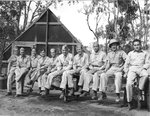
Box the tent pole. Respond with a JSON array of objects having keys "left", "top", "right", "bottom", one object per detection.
[{"left": 46, "top": 10, "right": 49, "bottom": 56}]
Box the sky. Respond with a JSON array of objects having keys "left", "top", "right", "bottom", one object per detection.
[
  {"left": 50, "top": 1, "right": 96, "bottom": 46},
  {"left": 48, "top": 0, "right": 147, "bottom": 46},
  {"left": 21, "top": 0, "right": 148, "bottom": 46}
]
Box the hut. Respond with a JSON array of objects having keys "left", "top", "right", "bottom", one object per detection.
[{"left": 2, "top": 8, "right": 83, "bottom": 74}]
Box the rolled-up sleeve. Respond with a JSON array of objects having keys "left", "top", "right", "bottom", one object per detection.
[{"left": 143, "top": 53, "right": 150, "bottom": 69}]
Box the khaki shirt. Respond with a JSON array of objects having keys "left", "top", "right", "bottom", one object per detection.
[
  {"left": 124, "top": 50, "right": 150, "bottom": 72},
  {"left": 106, "top": 50, "right": 127, "bottom": 68},
  {"left": 48, "top": 56, "right": 58, "bottom": 69},
  {"left": 73, "top": 52, "right": 89, "bottom": 69},
  {"left": 57, "top": 53, "right": 73, "bottom": 70},
  {"left": 90, "top": 50, "right": 106, "bottom": 67},
  {"left": 16, "top": 55, "right": 30, "bottom": 68},
  {"left": 30, "top": 55, "right": 39, "bottom": 68},
  {"left": 37, "top": 56, "right": 50, "bottom": 69},
  {"left": 8, "top": 55, "right": 18, "bottom": 67}
]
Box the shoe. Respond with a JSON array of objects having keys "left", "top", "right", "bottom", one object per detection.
[
  {"left": 26, "top": 88, "right": 33, "bottom": 95},
  {"left": 15, "top": 94, "right": 22, "bottom": 97},
  {"left": 80, "top": 91, "right": 88, "bottom": 97},
  {"left": 59, "top": 90, "right": 65, "bottom": 99},
  {"left": 98, "top": 92, "right": 107, "bottom": 101},
  {"left": 138, "top": 95, "right": 143, "bottom": 101},
  {"left": 74, "top": 88, "right": 82, "bottom": 95},
  {"left": 91, "top": 90, "right": 97, "bottom": 100},
  {"left": 115, "top": 97, "right": 120, "bottom": 103},
  {"left": 68, "top": 88, "right": 74, "bottom": 96},
  {"left": 5, "top": 92, "right": 12, "bottom": 96},
  {"left": 128, "top": 102, "right": 134, "bottom": 110}
]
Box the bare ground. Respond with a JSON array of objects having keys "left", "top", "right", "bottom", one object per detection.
[{"left": 0, "top": 89, "right": 149, "bottom": 116}]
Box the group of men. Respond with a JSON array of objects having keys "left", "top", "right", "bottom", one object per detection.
[{"left": 6, "top": 38, "right": 150, "bottom": 110}]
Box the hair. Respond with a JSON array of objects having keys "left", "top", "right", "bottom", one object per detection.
[
  {"left": 20, "top": 47, "right": 25, "bottom": 51},
  {"left": 93, "top": 41, "right": 99, "bottom": 47},
  {"left": 50, "top": 48, "right": 56, "bottom": 52},
  {"left": 76, "top": 44, "right": 83, "bottom": 49},
  {"left": 132, "top": 39, "right": 141, "bottom": 45},
  {"left": 62, "top": 45, "right": 69, "bottom": 50},
  {"left": 40, "top": 48, "right": 46, "bottom": 52}
]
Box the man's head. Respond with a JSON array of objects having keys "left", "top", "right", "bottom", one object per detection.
[
  {"left": 76, "top": 44, "right": 83, "bottom": 55},
  {"left": 20, "top": 47, "right": 25, "bottom": 56},
  {"left": 109, "top": 39, "right": 120, "bottom": 52},
  {"left": 93, "top": 42, "right": 99, "bottom": 53},
  {"left": 31, "top": 48, "right": 36, "bottom": 56},
  {"left": 13, "top": 47, "right": 18, "bottom": 55},
  {"left": 50, "top": 48, "right": 56, "bottom": 58},
  {"left": 40, "top": 48, "right": 46, "bottom": 57},
  {"left": 133, "top": 39, "right": 142, "bottom": 52},
  {"left": 62, "top": 45, "right": 69, "bottom": 56}
]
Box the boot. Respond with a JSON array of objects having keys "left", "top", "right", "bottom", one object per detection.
[
  {"left": 68, "top": 88, "right": 74, "bottom": 96},
  {"left": 128, "top": 102, "right": 134, "bottom": 110},
  {"left": 75, "top": 86, "right": 82, "bottom": 95},
  {"left": 59, "top": 89, "right": 65, "bottom": 99},
  {"left": 115, "top": 93, "right": 120, "bottom": 103},
  {"left": 80, "top": 91, "right": 88, "bottom": 97},
  {"left": 98, "top": 92, "right": 107, "bottom": 101},
  {"left": 91, "top": 90, "right": 97, "bottom": 100}
]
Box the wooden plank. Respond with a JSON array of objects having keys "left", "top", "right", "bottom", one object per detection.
[
  {"left": 36, "top": 22, "right": 61, "bottom": 25},
  {"left": 45, "top": 10, "right": 49, "bottom": 55},
  {"left": 15, "top": 41, "right": 79, "bottom": 45}
]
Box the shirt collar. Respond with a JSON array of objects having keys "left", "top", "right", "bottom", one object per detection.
[{"left": 133, "top": 50, "right": 144, "bottom": 53}]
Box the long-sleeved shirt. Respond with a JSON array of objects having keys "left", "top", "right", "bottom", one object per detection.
[
  {"left": 73, "top": 52, "right": 89, "bottom": 70},
  {"left": 30, "top": 55, "right": 39, "bottom": 68},
  {"left": 47, "top": 56, "right": 58, "bottom": 72},
  {"left": 8, "top": 55, "right": 18, "bottom": 67},
  {"left": 16, "top": 55, "right": 30, "bottom": 69},
  {"left": 106, "top": 50, "right": 127, "bottom": 68},
  {"left": 124, "top": 50, "right": 150, "bottom": 73},
  {"left": 57, "top": 53, "right": 73, "bottom": 70},
  {"left": 37, "top": 56, "right": 51, "bottom": 69},
  {"left": 89, "top": 50, "right": 106, "bottom": 68}
]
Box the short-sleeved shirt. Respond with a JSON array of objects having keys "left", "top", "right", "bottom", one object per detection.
[
  {"left": 8, "top": 55, "right": 18, "bottom": 67},
  {"left": 17, "top": 55, "right": 30, "bottom": 68},
  {"left": 73, "top": 52, "right": 89, "bottom": 69},
  {"left": 90, "top": 50, "right": 106, "bottom": 67},
  {"left": 107, "top": 50, "right": 127, "bottom": 67},
  {"left": 57, "top": 53, "right": 73, "bottom": 69}
]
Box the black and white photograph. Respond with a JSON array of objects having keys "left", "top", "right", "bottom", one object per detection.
[{"left": 0, "top": 0, "right": 150, "bottom": 116}]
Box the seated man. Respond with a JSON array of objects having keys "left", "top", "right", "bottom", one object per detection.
[
  {"left": 15, "top": 48, "right": 30, "bottom": 97},
  {"left": 25, "top": 47, "right": 39, "bottom": 93},
  {"left": 98, "top": 39, "right": 127, "bottom": 102},
  {"left": 40, "top": 48, "right": 58, "bottom": 95},
  {"left": 78, "top": 42, "right": 106, "bottom": 98},
  {"left": 124, "top": 39, "right": 150, "bottom": 110},
  {"left": 44, "top": 45, "right": 73, "bottom": 98},
  {"left": 27, "top": 48, "right": 50, "bottom": 94},
  {"left": 59, "top": 44, "right": 89, "bottom": 96},
  {"left": 6, "top": 47, "right": 19, "bottom": 96}
]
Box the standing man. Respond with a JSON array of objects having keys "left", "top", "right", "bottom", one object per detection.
[
  {"left": 44, "top": 45, "right": 73, "bottom": 98},
  {"left": 98, "top": 39, "right": 127, "bottom": 102},
  {"left": 78, "top": 42, "right": 106, "bottom": 98},
  {"left": 15, "top": 48, "right": 30, "bottom": 97},
  {"left": 6, "top": 47, "right": 19, "bottom": 95},
  {"left": 59, "top": 44, "right": 89, "bottom": 96},
  {"left": 124, "top": 39, "right": 149, "bottom": 110}
]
